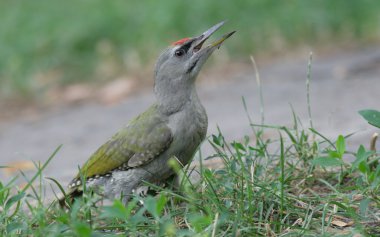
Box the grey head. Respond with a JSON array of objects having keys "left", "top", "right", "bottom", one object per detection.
[{"left": 154, "top": 21, "right": 235, "bottom": 114}]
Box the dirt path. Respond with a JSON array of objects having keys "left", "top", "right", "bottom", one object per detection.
[{"left": 1, "top": 47, "right": 379, "bottom": 187}]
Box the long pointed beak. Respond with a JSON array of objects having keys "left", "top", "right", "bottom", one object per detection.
[
  {"left": 186, "top": 21, "right": 235, "bottom": 74},
  {"left": 210, "top": 31, "right": 236, "bottom": 48},
  {"left": 193, "top": 21, "right": 235, "bottom": 52},
  {"left": 200, "top": 21, "right": 225, "bottom": 41}
]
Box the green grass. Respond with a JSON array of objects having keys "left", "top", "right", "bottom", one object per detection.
[
  {"left": 1, "top": 104, "right": 380, "bottom": 235},
  {"left": 1, "top": 118, "right": 380, "bottom": 236},
  {"left": 1, "top": 0, "right": 380, "bottom": 98}
]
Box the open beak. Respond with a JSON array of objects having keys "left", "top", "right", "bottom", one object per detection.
[
  {"left": 187, "top": 21, "right": 235, "bottom": 74},
  {"left": 193, "top": 21, "right": 236, "bottom": 52}
]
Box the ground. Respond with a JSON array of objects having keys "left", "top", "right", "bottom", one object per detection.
[{"left": 1, "top": 46, "right": 379, "bottom": 191}]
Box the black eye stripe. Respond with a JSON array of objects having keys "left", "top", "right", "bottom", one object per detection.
[{"left": 179, "top": 38, "right": 195, "bottom": 53}]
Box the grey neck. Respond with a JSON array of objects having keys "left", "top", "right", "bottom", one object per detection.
[{"left": 155, "top": 82, "right": 200, "bottom": 115}]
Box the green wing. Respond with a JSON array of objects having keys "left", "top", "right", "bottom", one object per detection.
[{"left": 75, "top": 105, "right": 172, "bottom": 179}]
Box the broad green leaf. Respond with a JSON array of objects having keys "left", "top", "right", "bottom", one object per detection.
[
  {"left": 101, "top": 199, "right": 127, "bottom": 219},
  {"left": 212, "top": 134, "right": 224, "bottom": 147},
  {"left": 328, "top": 151, "right": 341, "bottom": 159},
  {"left": 358, "top": 162, "right": 369, "bottom": 174},
  {"left": 312, "top": 157, "right": 344, "bottom": 167},
  {"left": 6, "top": 222, "right": 24, "bottom": 234},
  {"left": 144, "top": 196, "right": 160, "bottom": 218},
  {"left": 368, "top": 172, "right": 376, "bottom": 183},
  {"left": 232, "top": 142, "right": 246, "bottom": 152},
  {"left": 5, "top": 192, "right": 25, "bottom": 211},
  {"left": 359, "top": 109, "right": 380, "bottom": 129},
  {"left": 74, "top": 222, "right": 92, "bottom": 237},
  {"left": 189, "top": 214, "right": 213, "bottom": 233},
  {"left": 156, "top": 194, "right": 167, "bottom": 216},
  {"left": 370, "top": 166, "right": 380, "bottom": 188},
  {"left": 351, "top": 145, "right": 373, "bottom": 170},
  {"left": 336, "top": 135, "right": 345, "bottom": 157},
  {"left": 359, "top": 198, "right": 371, "bottom": 216}
]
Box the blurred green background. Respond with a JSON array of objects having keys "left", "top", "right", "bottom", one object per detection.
[{"left": 1, "top": 0, "right": 380, "bottom": 100}]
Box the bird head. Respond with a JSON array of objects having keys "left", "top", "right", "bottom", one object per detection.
[{"left": 154, "top": 21, "right": 235, "bottom": 113}]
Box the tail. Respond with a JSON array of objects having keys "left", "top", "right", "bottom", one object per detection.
[{"left": 57, "top": 188, "right": 83, "bottom": 208}]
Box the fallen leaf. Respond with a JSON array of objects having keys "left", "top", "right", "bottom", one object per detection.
[
  {"left": 353, "top": 194, "right": 364, "bottom": 201},
  {"left": 325, "top": 216, "right": 354, "bottom": 227},
  {"left": 62, "top": 84, "right": 92, "bottom": 103},
  {"left": 98, "top": 78, "right": 135, "bottom": 105},
  {"left": 2, "top": 160, "right": 35, "bottom": 176}
]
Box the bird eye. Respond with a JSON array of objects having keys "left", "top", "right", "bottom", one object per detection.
[{"left": 175, "top": 49, "right": 185, "bottom": 57}]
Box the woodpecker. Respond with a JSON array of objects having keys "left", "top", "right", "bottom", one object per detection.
[{"left": 61, "top": 21, "right": 235, "bottom": 204}]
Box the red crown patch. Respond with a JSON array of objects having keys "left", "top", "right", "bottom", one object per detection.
[{"left": 171, "top": 37, "right": 190, "bottom": 46}]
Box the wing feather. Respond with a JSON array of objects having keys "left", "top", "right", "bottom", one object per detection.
[{"left": 71, "top": 105, "right": 172, "bottom": 181}]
